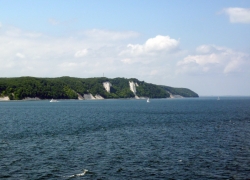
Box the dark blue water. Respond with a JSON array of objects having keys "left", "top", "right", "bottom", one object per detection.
[{"left": 1, "top": 97, "right": 250, "bottom": 179}]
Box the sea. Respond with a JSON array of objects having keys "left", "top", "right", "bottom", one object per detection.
[{"left": 0, "top": 97, "right": 250, "bottom": 180}]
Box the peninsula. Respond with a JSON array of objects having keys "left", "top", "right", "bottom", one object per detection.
[{"left": 0, "top": 76, "right": 198, "bottom": 100}]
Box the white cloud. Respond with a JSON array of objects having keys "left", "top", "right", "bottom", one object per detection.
[
  {"left": 223, "top": 7, "right": 250, "bottom": 24},
  {"left": 74, "top": 49, "right": 88, "bottom": 58},
  {"left": 83, "top": 29, "right": 139, "bottom": 41},
  {"left": 48, "top": 18, "right": 77, "bottom": 26},
  {"left": 224, "top": 59, "right": 241, "bottom": 74},
  {"left": 48, "top": 18, "right": 60, "bottom": 25},
  {"left": 177, "top": 45, "right": 249, "bottom": 74},
  {"left": 0, "top": 26, "right": 144, "bottom": 77},
  {"left": 24, "top": 32, "right": 43, "bottom": 38},
  {"left": 5, "top": 28, "right": 22, "bottom": 37},
  {"left": 145, "top": 35, "right": 179, "bottom": 52},
  {"left": 149, "top": 69, "right": 159, "bottom": 76},
  {"left": 196, "top": 45, "right": 219, "bottom": 54},
  {"left": 121, "top": 58, "right": 133, "bottom": 64},
  {"left": 177, "top": 54, "right": 220, "bottom": 66},
  {"left": 121, "top": 35, "right": 179, "bottom": 56},
  {"left": 16, "top": 53, "right": 25, "bottom": 59}
]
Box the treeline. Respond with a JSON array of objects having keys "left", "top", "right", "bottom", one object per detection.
[
  {"left": 0, "top": 76, "right": 198, "bottom": 100},
  {"left": 0, "top": 77, "right": 78, "bottom": 100},
  {"left": 160, "top": 86, "right": 199, "bottom": 97}
]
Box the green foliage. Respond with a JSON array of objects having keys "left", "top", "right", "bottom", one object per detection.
[
  {"left": 0, "top": 76, "right": 198, "bottom": 100},
  {"left": 136, "top": 81, "right": 169, "bottom": 98},
  {"left": 63, "top": 86, "right": 78, "bottom": 99},
  {"left": 160, "top": 85, "right": 199, "bottom": 97},
  {"left": 109, "top": 78, "right": 135, "bottom": 98}
]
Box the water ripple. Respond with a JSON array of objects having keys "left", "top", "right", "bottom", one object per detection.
[{"left": 0, "top": 98, "right": 250, "bottom": 179}]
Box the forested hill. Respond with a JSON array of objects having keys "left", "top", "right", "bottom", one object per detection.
[{"left": 0, "top": 76, "right": 198, "bottom": 100}]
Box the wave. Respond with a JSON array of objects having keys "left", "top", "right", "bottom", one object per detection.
[{"left": 65, "top": 169, "right": 88, "bottom": 178}]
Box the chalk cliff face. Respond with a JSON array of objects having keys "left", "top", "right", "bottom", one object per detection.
[
  {"left": 103, "top": 82, "right": 112, "bottom": 93},
  {"left": 83, "top": 93, "right": 104, "bottom": 100},
  {"left": 95, "top": 94, "right": 104, "bottom": 99},
  {"left": 84, "top": 93, "right": 96, "bottom": 100},
  {"left": 0, "top": 96, "right": 10, "bottom": 101},
  {"left": 166, "top": 91, "right": 183, "bottom": 98},
  {"left": 129, "top": 81, "right": 137, "bottom": 94},
  {"left": 129, "top": 81, "right": 140, "bottom": 99},
  {"left": 23, "top": 97, "right": 40, "bottom": 100},
  {"left": 77, "top": 93, "right": 84, "bottom": 100}
]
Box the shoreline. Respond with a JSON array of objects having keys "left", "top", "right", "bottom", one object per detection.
[{"left": 0, "top": 96, "right": 200, "bottom": 102}]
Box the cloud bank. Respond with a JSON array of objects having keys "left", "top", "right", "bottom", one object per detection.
[
  {"left": 1, "top": 26, "right": 248, "bottom": 77},
  {"left": 0, "top": 26, "right": 143, "bottom": 77},
  {"left": 177, "top": 45, "right": 249, "bottom": 74},
  {"left": 0, "top": 24, "right": 249, "bottom": 96}
]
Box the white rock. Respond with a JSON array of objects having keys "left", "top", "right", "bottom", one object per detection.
[
  {"left": 77, "top": 93, "right": 84, "bottom": 100},
  {"left": 103, "top": 82, "right": 112, "bottom": 93},
  {"left": 129, "top": 81, "right": 137, "bottom": 94},
  {"left": 83, "top": 93, "right": 104, "bottom": 100},
  {"left": 23, "top": 97, "right": 40, "bottom": 100},
  {"left": 0, "top": 96, "right": 10, "bottom": 101},
  {"left": 135, "top": 95, "right": 140, "bottom": 99},
  {"left": 84, "top": 93, "right": 96, "bottom": 100},
  {"left": 167, "top": 91, "right": 183, "bottom": 98},
  {"left": 95, "top": 94, "right": 104, "bottom": 99}
]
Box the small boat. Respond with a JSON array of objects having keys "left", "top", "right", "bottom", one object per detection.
[
  {"left": 50, "top": 99, "right": 59, "bottom": 102},
  {"left": 217, "top": 97, "right": 220, "bottom": 100},
  {"left": 147, "top": 98, "right": 150, "bottom": 103}
]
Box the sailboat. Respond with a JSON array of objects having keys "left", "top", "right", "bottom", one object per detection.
[
  {"left": 217, "top": 97, "right": 220, "bottom": 100},
  {"left": 147, "top": 98, "right": 150, "bottom": 103}
]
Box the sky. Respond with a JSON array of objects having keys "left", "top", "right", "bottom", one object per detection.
[{"left": 0, "top": 0, "right": 250, "bottom": 96}]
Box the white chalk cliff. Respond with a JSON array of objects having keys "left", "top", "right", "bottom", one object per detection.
[
  {"left": 83, "top": 93, "right": 104, "bottom": 100},
  {"left": 77, "top": 93, "right": 84, "bottom": 100},
  {"left": 95, "top": 94, "right": 104, "bottom": 99},
  {"left": 167, "top": 91, "right": 183, "bottom": 98},
  {"left": 129, "top": 81, "right": 139, "bottom": 99},
  {"left": 23, "top": 97, "right": 40, "bottom": 100},
  {"left": 0, "top": 96, "right": 10, "bottom": 101},
  {"left": 129, "top": 81, "right": 137, "bottom": 94},
  {"left": 103, "top": 82, "right": 112, "bottom": 93},
  {"left": 84, "top": 93, "right": 96, "bottom": 100}
]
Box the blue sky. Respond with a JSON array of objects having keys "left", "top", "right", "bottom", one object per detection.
[{"left": 1, "top": 0, "right": 250, "bottom": 95}]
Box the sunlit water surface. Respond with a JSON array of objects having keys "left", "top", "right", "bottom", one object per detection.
[{"left": 1, "top": 97, "right": 250, "bottom": 179}]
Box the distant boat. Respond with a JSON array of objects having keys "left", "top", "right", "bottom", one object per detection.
[
  {"left": 50, "top": 99, "right": 59, "bottom": 102},
  {"left": 147, "top": 98, "right": 150, "bottom": 103},
  {"left": 217, "top": 97, "right": 220, "bottom": 100}
]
